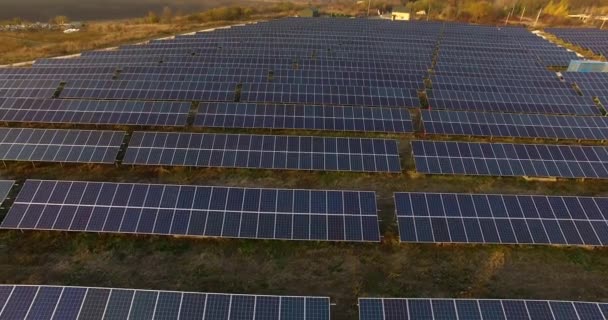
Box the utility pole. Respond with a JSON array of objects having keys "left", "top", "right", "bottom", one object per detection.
[
  {"left": 520, "top": 7, "right": 526, "bottom": 21},
  {"left": 534, "top": 8, "right": 542, "bottom": 27},
  {"left": 367, "top": 0, "right": 371, "bottom": 17},
  {"left": 602, "top": 19, "right": 606, "bottom": 29},
  {"left": 427, "top": 2, "right": 431, "bottom": 21}
]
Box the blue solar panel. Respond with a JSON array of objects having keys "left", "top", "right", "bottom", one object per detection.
[
  {"left": 61, "top": 80, "right": 236, "bottom": 101},
  {"left": 394, "top": 192, "right": 608, "bottom": 246},
  {"left": 0, "top": 98, "right": 190, "bottom": 126},
  {"left": 124, "top": 132, "right": 401, "bottom": 173},
  {"left": 412, "top": 140, "right": 608, "bottom": 179},
  {"left": 359, "top": 298, "right": 608, "bottom": 320},
  {"left": 195, "top": 102, "right": 413, "bottom": 133},
  {"left": 1, "top": 180, "right": 381, "bottom": 242},
  {"left": 547, "top": 28, "right": 608, "bottom": 58},
  {"left": 421, "top": 110, "right": 608, "bottom": 140},
  {"left": 427, "top": 90, "right": 599, "bottom": 115},
  {"left": 0, "top": 128, "right": 124, "bottom": 164},
  {"left": 0, "top": 285, "right": 330, "bottom": 320}
]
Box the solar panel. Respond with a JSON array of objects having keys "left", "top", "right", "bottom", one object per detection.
[
  {"left": 431, "top": 75, "right": 569, "bottom": 90},
  {"left": 421, "top": 110, "right": 608, "bottom": 141},
  {"left": 0, "top": 98, "right": 190, "bottom": 126},
  {"left": 0, "top": 180, "right": 14, "bottom": 206},
  {"left": 412, "top": 140, "right": 608, "bottom": 179},
  {"left": 427, "top": 90, "right": 599, "bottom": 116},
  {"left": 124, "top": 132, "right": 401, "bottom": 173},
  {"left": 0, "top": 180, "right": 381, "bottom": 242},
  {"left": 195, "top": 102, "right": 413, "bottom": 133},
  {"left": 0, "top": 128, "right": 125, "bottom": 164},
  {"left": 0, "top": 285, "right": 330, "bottom": 320},
  {"left": 241, "top": 83, "right": 420, "bottom": 108},
  {"left": 359, "top": 298, "right": 608, "bottom": 320},
  {"left": 431, "top": 81, "right": 577, "bottom": 96},
  {"left": 547, "top": 28, "right": 608, "bottom": 58},
  {"left": 60, "top": 80, "right": 236, "bottom": 102},
  {"left": 394, "top": 192, "right": 608, "bottom": 246}
]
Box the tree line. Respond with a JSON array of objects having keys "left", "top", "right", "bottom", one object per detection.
[{"left": 376, "top": 0, "right": 608, "bottom": 25}]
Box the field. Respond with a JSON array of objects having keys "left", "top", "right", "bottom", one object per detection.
[
  {"left": 0, "top": 2, "right": 302, "bottom": 65},
  {"left": 0, "top": 0, "right": 274, "bottom": 21},
  {"left": 1, "top": 133, "right": 608, "bottom": 319}
]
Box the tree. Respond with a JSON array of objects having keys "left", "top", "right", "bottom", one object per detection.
[
  {"left": 464, "top": 1, "right": 496, "bottom": 22},
  {"left": 161, "top": 6, "right": 173, "bottom": 23},
  {"left": 10, "top": 17, "right": 23, "bottom": 25},
  {"left": 145, "top": 11, "right": 160, "bottom": 24},
  {"left": 545, "top": 0, "right": 569, "bottom": 16},
  {"left": 51, "top": 15, "right": 69, "bottom": 25}
]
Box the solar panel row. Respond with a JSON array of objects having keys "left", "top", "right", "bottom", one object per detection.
[
  {"left": 0, "top": 180, "right": 380, "bottom": 242},
  {"left": 0, "top": 128, "right": 124, "bottom": 164},
  {"left": 412, "top": 140, "right": 608, "bottom": 179},
  {"left": 0, "top": 98, "right": 190, "bottom": 126},
  {"left": 394, "top": 192, "right": 608, "bottom": 246},
  {"left": 427, "top": 90, "right": 598, "bottom": 116},
  {"left": 195, "top": 103, "right": 413, "bottom": 133},
  {"left": 359, "top": 298, "right": 608, "bottom": 320},
  {"left": 0, "top": 285, "right": 330, "bottom": 320},
  {"left": 421, "top": 110, "right": 608, "bottom": 141},
  {"left": 547, "top": 28, "right": 608, "bottom": 58},
  {"left": 61, "top": 81, "right": 236, "bottom": 101},
  {"left": 124, "top": 132, "right": 402, "bottom": 173}
]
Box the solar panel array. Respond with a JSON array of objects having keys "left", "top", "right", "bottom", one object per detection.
[
  {"left": 0, "top": 180, "right": 14, "bottom": 206},
  {"left": 394, "top": 192, "right": 608, "bottom": 246},
  {"left": 0, "top": 19, "right": 439, "bottom": 132},
  {"left": 124, "top": 132, "right": 401, "bottom": 173},
  {"left": 421, "top": 110, "right": 608, "bottom": 140},
  {"left": 195, "top": 102, "right": 413, "bottom": 133},
  {"left": 412, "top": 140, "right": 608, "bottom": 179},
  {"left": 0, "top": 128, "right": 125, "bottom": 164},
  {"left": 359, "top": 298, "right": 608, "bottom": 320},
  {"left": 0, "top": 285, "right": 331, "bottom": 320},
  {"left": 1, "top": 180, "right": 381, "bottom": 242},
  {"left": 562, "top": 72, "right": 608, "bottom": 110},
  {"left": 431, "top": 25, "right": 584, "bottom": 116},
  {"left": 547, "top": 28, "right": 608, "bottom": 58}
]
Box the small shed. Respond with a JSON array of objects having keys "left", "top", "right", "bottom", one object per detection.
[
  {"left": 391, "top": 6, "right": 410, "bottom": 21},
  {"left": 298, "top": 8, "right": 319, "bottom": 18}
]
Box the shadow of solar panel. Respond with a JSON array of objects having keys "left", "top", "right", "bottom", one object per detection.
[
  {"left": 412, "top": 140, "right": 608, "bottom": 179},
  {"left": 359, "top": 298, "right": 608, "bottom": 320},
  {"left": 0, "top": 285, "right": 330, "bottom": 320},
  {"left": 124, "top": 132, "right": 401, "bottom": 173},
  {"left": 0, "top": 180, "right": 14, "bottom": 206},
  {"left": 0, "top": 180, "right": 381, "bottom": 242},
  {"left": 0, "top": 128, "right": 124, "bottom": 164},
  {"left": 195, "top": 103, "right": 413, "bottom": 133},
  {"left": 394, "top": 192, "right": 608, "bottom": 246},
  {"left": 421, "top": 110, "right": 608, "bottom": 141}
]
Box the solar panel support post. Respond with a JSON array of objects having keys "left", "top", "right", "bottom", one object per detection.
[
  {"left": 505, "top": 7, "right": 515, "bottom": 26},
  {"left": 534, "top": 8, "right": 542, "bottom": 27}
]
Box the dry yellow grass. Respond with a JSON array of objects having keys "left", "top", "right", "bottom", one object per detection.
[{"left": 0, "top": 9, "right": 296, "bottom": 65}]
